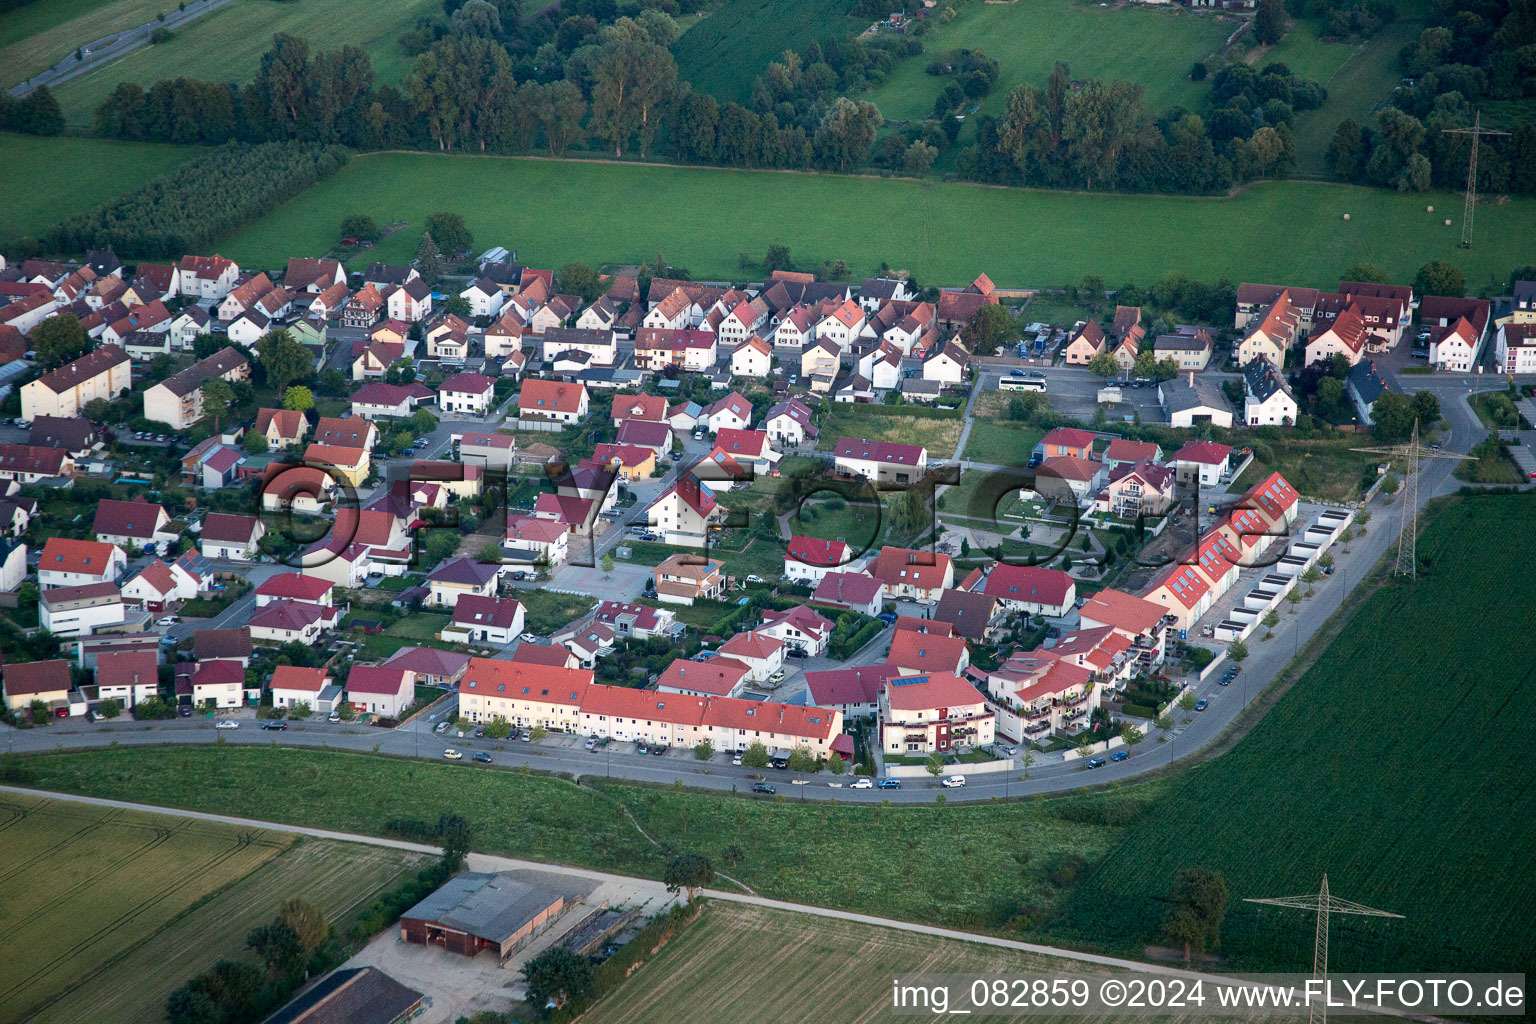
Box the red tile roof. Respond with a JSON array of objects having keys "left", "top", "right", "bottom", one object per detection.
[
  {"left": 200, "top": 513, "right": 261, "bottom": 544},
  {"left": 519, "top": 379, "right": 586, "bottom": 414},
  {"left": 256, "top": 573, "right": 333, "bottom": 602},
  {"left": 717, "top": 630, "right": 784, "bottom": 662},
  {"left": 657, "top": 657, "right": 750, "bottom": 696},
  {"left": 810, "top": 571, "right": 883, "bottom": 608},
  {"left": 883, "top": 671, "right": 986, "bottom": 712},
  {"left": 41, "top": 536, "right": 119, "bottom": 575},
  {"left": 872, "top": 547, "right": 952, "bottom": 590},
  {"left": 804, "top": 663, "right": 897, "bottom": 707},
  {"left": 1172, "top": 439, "right": 1233, "bottom": 466},
  {"left": 786, "top": 535, "right": 850, "bottom": 568},
  {"left": 833, "top": 437, "right": 926, "bottom": 466},
  {"left": 460, "top": 657, "right": 592, "bottom": 705},
  {"left": 1041, "top": 427, "right": 1097, "bottom": 450},
  {"left": 981, "top": 564, "right": 1074, "bottom": 606},
  {"left": 888, "top": 628, "right": 969, "bottom": 673},
  {"left": 92, "top": 497, "right": 166, "bottom": 540},
  {"left": 271, "top": 665, "right": 327, "bottom": 693},
  {"left": 2, "top": 659, "right": 72, "bottom": 698},
  {"left": 345, "top": 664, "right": 412, "bottom": 696},
  {"left": 95, "top": 651, "right": 158, "bottom": 690},
  {"left": 450, "top": 595, "right": 524, "bottom": 630}
]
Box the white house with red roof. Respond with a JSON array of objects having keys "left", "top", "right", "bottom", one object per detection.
[
  {"left": 730, "top": 335, "right": 772, "bottom": 379},
  {"left": 978, "top": 564, "right": 1075, "bottom": 617},
  {"left": 443, "top": 595, "right": 526, "bottom": 645},
  {"left": 810, "top": 570, "right": 884, "bottom": 616},
  {"left": 199, "top": 513, "right": 265, "bottom": 561},
  {"left": 176, "top": 659, "right": 246, "bottom": 709},
  {"left": 1102, "top": 438, "right": 1162, "bottom": 471},
  {"left": 784, "top": 535, "right": 852, "bottom": 585},
  {"left": 248, "top": 600, "right": 340, "bottom": 645},
  {"left": 655, "top": 657, "right": 752, "bottom": 698},
  {"left": 121, "top": 558, "right": 199, "bottom": 612},
  {"left": 517, "top": 379, "right": 588, "bottom": 426},
  {"left": 39, "top": 537, "right": 126, "bottom": 590},
  {"left": 715, "top": 630, "right": 786, "bottom": 682},
  {"left": 504, "top": 514, "right": 570, "bottom": 566},
  {"left": 762, "top": 398, "right": 817, "bottom": 447},
  {"left": 351, "top": 381, "right": 436, "bottom": 420},
  {"left": 805, "top": 663, "right": 896, "bottom": 720},
  {"left": 95, "top": 650, "right": 161, "bottom": 707},
  {"left": 871, "top": 546, "right": 953, "bottom": 602},
  {"left": 439, "top": 373, "right": 495, "bottom": 416},
  {"left": 593, "top": 600, "right": 675, "bottom": 639},
  {"left": 344, "top": 664, "right": 414, "bottom": 717},
  {"left": 758, "top": 604, "right": 833, "bottom": 657},
  {"left": 879, "top": 672, "right": 994, "bottom": 755},
  {"left": 982, "top": 650, "right": 1097, "bottom": 743},
  {"left": 91, "top": 497, "right": 175, "bottom": 552},
  {"left": 270, "top": 665, "right": 331, "bottom": 710},
  {"left": 888, "top": 625, "right": 970, "bottom": 676},
  {"left": 1097, "top": 459, "right": 1176, "bottom": 519},
  {"left": 700, "top": 391, "right": 753, "bottom": 434},
  {"left": 1170, "top": 439, "right": 1233, "bottom": 487},
  {"left": 575, "top": 683, "right": 842, "bottom": 757},
  {"left": 814, "top": 299, "right": 867, "bottom": 352},
  {"left": 532, "top": 492, "right": 597, "bottom": 535},
  {"left": 645, "top": 475, "right": 723, "bottom": 547},
  {"left": 177, "top": 254, "right": 239, "bottom": 300},
  {"left": 254, "top": 573, "right": 334, "bottom": 608},
  {"left": 833, "top": 437, "right": 927, "bottom": 485},
  {"left": 611, "top": 393, "right": 669, "bottom": 426},
  {"left": 614, "top": 418, "right": 674, "bottom": 457}
]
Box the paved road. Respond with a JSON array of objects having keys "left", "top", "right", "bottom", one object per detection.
[{"left": 8, "top": 0, "right": 234, "bottom": 96}]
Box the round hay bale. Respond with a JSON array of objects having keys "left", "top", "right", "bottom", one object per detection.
[
  {"left": 1343, "top": 213, "right": 1351, "bottom": 221},
  {"left": 1427, "top": 205, "right": 1434, "bottom": 212},
  {"left": 1445, "top": 218, "right": 1452, "bottom": 226}
]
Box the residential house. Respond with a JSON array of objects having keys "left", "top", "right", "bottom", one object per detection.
[
  {"left": 177, "top": 254, "right": 239, "bottom": 300},
  {"left": 306, "top": 282, "right": 351, "bottom": 319},
  {"left": 0, "top": 444, "right": 73, "bottom": 484},
  {"left": 199, "top": 513, "right": 264, "bottom": 560},
  {"left": 351, "top": 338, "right": 403, "bottom": 380},
  {"left": 983, "top": 651, "right": 1097, "bottom": 743},
  {"left": 593, "top": 600, "right": 676, "bottom": 640},
  {"left": 979, "top": 563, "right": 1074, "bottom": 617},
  {"left": 458, "top": 658, "right": 593, "bottom": 732},
  {"left": 934, "top": 274, "right": 998, "bottom": 333},
  {"left": 1035, "top": 455, "right": 1104, "bottom": 502},
  {"left": 699, "top": 428, "right": 777, "bottom": 485},
  {"left": 1304, "top": 306, "right": 1368, "bottom": 366},
  {"left": 762, "top": 398, "right": 817, "bottom": 447},
  {"left": 95, "top": 650, "right": 161, "bottom": 708},
  {"left": 248, "top": 599, "right": 340, "bottom": 645},
  {"left": 805, "top": 663, "right": 896, "bottom": 720},
  {"left": 302, "top": 444, "right": 370, "bottom": 487},
  {"left": 254, "top": 572, "right": 335, "bottom": 609},
  {"left": 517, "top": 379, "right": 588, "bottom": 426},
  {"left": 1494, "top": 323, "right": 1536, "bottom": 374},
  {"left": 932, "top": 589, "right": 1003, "bottom": 643},
  {"left": 589, "top": 443, "right": 655, "bottom": 481},
  {"left": 1346, "top": 359, "right": 1392, "bottom": 426},
  {"left": 3, "top": 659, "right": 74, "bottom": 713},
  {"left": 1098, "top": 459, "right": 1175, "bottom": 519},
  {"left": 888, "top": 623, "right": 970, "bottom": 676},
  {"left": 1242, "top": 358, "right": 1298, "bottom": 426},
  {"left": 857, "top": 341, "right": 903, "bottom": 391},
  {"left": 254, "top": 407, "right": 309, "bottom": 449},
  {"left": 1427, "top": 316, "right": 1482, "bottom": 372},
  {"left": 176, "top": 660, "right": 246, "bottom": 709},
  {"left": 315, "top": 415, "right": 378, "bottom": 450},
  {"left": 503, "top": 514, "right": 570, "bottom": 566},
  {"left": 871, "top": 546, "right": 953, "bottom": 602},
  {"left": 800, "top": 338, "right": 840, "bottom": 379},
  {"left": 194, "top": 627, "right": 253, "bottom": 667},
  {"left": 40, "top": 582, "right": 126, "bottom": 637},
  {"left": 715, "top": 630, "right": 785, "bottom": 682},
  {"left": 758, "top": 605, "right": 833, "bottom": 657},
  {"left": 1078, "top": 587, "right": 1169, "bottom": 671},
  {"left": 1170, "top": 440, "right": 1233, "bottom": 487},
  {"left": 700, "top": 391, "right": 753, "bottom": 434},
  {"left": 21, "top": 344, "right": 131, "bottom": 422},
  {"left": 879, "top": 672, "right": 994, "bottom": 755},
  {"left": 653, "top": 553, "right": 724, "bottom": 605},
  {"left": 833, "top": 437, "right": 927, "bottom": 485},
  {"left": 922, "top": 340, "right": 969, "bottom": 384},
  {"left": 440, "top": 373, "right": 495, "bottom": 416},
  {"left": 809, "top": 570, "right": 884, "bottom": 616},
  {"left": 345, "top": 664, "right": 415, "bottom": 717},
  {"left": 730, "top": 335, "right": 773, "bottom": 378},
  {"left": 1153, "top": 327, "right": 1214, "bottom": 370},
  {"left": 610, "top": 393, "right": 669, "bottom": 427},
  {"left": 39, "top": 537, "right": 126, "bottom": 590},
  {"left": 384, "top": 279, "right": 433, "bottom": 322},
  {"left": 142, "top": 348, "right": 249, "bottom": 430},
  {"left": 427, "top": 325, "right": 469, "bottom": 363},
  {"left": 784, "top": 535, "right": 852, "bottom": 585},
  {"left": 443, "top": 595, "right": 526, "bottom": 645},
  {"left": 342, "top": 283, "right": 385, "bottom": 328},
  {"left": 270, "top": 665, "right": 331, "bottom": 710},
  {"left": 92, "top": 497, "right": 176, "bottom": 552},
  {"left": 645, "top": 475, "right": 724, "bottom": 547},
  {"left": 575, "top": 683, "right": 842, "bottom": 758},
  {"left": 384, "top": 646, "right": 470, "bottom": 689},
  {"left": 655, "top": 657, "right": 752, "bottom": 698},
  {"left": 1038, "top": 427, "right": 1096, "bottom": 461},
  {"left": 350, "top": 381, "right": 435, "bottom": 419},
  {"left": 1102, "top": 438, "right": 1161, "bottom": 471},
  {"left": 858, "top": 277, "right": 915, "bottom": 311},
  {"left": 457, "top": 431, "right": 517, "bottom": 472},
  {"left": 1063, "top": 321, "right": 1107, "bottom": 365},
  {"left": 120, "top": 558, "right": 198, "bottom": 612},
  {"left": 614, "top": 419, "right": 673, "bottom": 458},
  {"left": 541, "top": 327, "right": 616, "bottom": 366},
  {"left": 459, "top": 278, "right": 506, "bottom": 318},
  {"left": 425, "top": 557, "right": 501, "bottom": 609},
  {"left": 814, "top": 299, "right": 866, "bottom": 352}
]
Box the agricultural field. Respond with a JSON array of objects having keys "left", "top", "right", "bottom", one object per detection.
[
  {"left": 816, "top": 405, "right": 965, "bottom": 458},
  {"left": 1048, "top": 494, "right": 1536, "bottom": 973},
  {"left": 214, "top": 151, "right": 1536, "bottom": 291},
  {"left": 582, "top": 901, "right": 1111, "bottom": 1024},
  {"left": 862, "top": 0, "right": 1234, "bottom": 126},
  {"left": 0, "top": 132, "right": 202, "bottom": 242},
  {"left": 0, "top": 0, "right": 168, "bottom": 84},
  {"left": 47, "top": 0, "right": 439, "bottom": 128},
  {"left": 672, "top": 0, "right": 858, "bottom": 105},
  {"left": 25, "top": 830, "right": 426, "bottom": 1024},
  {"left": 0, "top": 795, "right": 293, "bottom": 1022}
]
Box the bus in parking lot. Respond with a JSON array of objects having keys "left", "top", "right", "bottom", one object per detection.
[{"left": 999, "top": 376, "right": 1047, "bottom": 392}]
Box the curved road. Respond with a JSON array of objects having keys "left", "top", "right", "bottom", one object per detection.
[{"left": 0, "top": 385, "right": 1501, "bottom": 803}]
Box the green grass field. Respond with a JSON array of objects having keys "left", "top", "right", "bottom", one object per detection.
[
  {"left": 24, "top": 826, "right": 425, "bottom": 1024},
  {"left": 1225, "top": 436, "right": 1382, "bottom": 503},
  {"left": 48, "top": 0, "right": 437, "bottom": 128},
  {"left": 1047, "top": 493, "right": 1536, "bottom": 973},
  {"left": 863, "top": 0, "right": 1232, "bottom": 126},
  {"left": 215, "top": 152, "right": 1535, "bottom": 291},
  {"left": 0, "top": 794, "right": 293, "bottom": 1022},
  {"left": 816, "top": 406, "right": 965, "bottom": 457},
  {"left": 0, "top": 0, "right": 169, "bottom": 84},
  {"left": 672, "top": 0, "right": 858, "bottom": 105},
  {"left": 583, "top": 901, "right": 1113, "bottom": 1024},
  {"left": 963, "top": 420, "right": 1045, "bottom": 466},
  {"left": 0, "top": 132, "right": 203, "bottom": 242}
]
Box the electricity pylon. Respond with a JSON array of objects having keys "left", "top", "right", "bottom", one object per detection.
[
  {"left": 1246, "top": 875, "right": 1403, "bottom": 1024},
  {"left": 1351, "top": 419, "right": 1475, "bottom": 579},
  {"left": 1442, "top": 111, "right": 1509, "bottom": 248}
]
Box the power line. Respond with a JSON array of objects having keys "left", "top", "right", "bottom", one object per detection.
[
  {"left": 1442, "top": 110, "right": 1509, "bottom": 249},
  {"left": 1351, "top": 419, "right": 1474, "bottom": 580}
]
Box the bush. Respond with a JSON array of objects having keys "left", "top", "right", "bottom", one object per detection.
[{"left": 149, "top": 26, "right": 174, "bottom": 43}]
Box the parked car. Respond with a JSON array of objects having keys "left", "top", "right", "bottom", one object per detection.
[
  {"left": 518, "top": 729, "right": 532, "bottom": 741},
  {"left": 214, "top": 720, "right": 239, "bottom": 730},
  {"left": 731, "top": 753, "right": 743, "bottom": 766},
  {"left": 1194, "top": 698, "right": 1209, "bottom": 711},
  {"left": 850, "top": 777, "right": 874, "bottom": 789},
  {"left": 585, "top": 736, "right": 599, "bottom": 751},
  {"left": 752, "top": 782, "right": 776, "bottom": 795},
  {"left": 940, "top": 775, "right": 966, "bottom": 788},
  {"left": 876, "top": 777, "right": 901, "bottom": 789},
  {"left": 999, "top": 744, "right": 1019, "bottom": 756},
  {"left": 414, "top": 437, "right": 430, "bottom": 447},
  {"left": 877, "top": 612, "right": 897, "bottom": 625},
  {"left": 1110, "top": 750, "right": 1129, "bottom": 762},
  {"left": 768, "top": 670, "right": 786, "bottom": 684},
  {"left": 651, "top": 744, "right": 667, "bottom": 756},
  {"left": 262, "top": 721, "right": 288, "bottom": 731},
  {"left": 473, "top": 751, "right": 493, "bottom": 763},
  {"left": 442, "top": 748, "right": 463, "bottom": 760},
  {"left": 434, "top": 720, "right": 449, "bottom": 733},
  {"left": 636, "top": 741, "right": 650, "bottom": 754},
  {"left": 1009, "top": 368, "right": 1025, "bottom": 376},
  {"left": 1085, "top": 756, "right": 1106, "bottom": 768},
  {"left": 177, "top": 705, "right": 193, "bottom": 717},
  {"left": 745, "top": 574, "right": 764, "bottom": 584},
  {"left": 1027, "top": 370, "right": 1047, "bottom": 379},
  {"left": 328, "top": 711, "right": 341, "bottom": 723}
]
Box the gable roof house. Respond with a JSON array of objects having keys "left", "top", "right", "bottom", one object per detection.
[
  {"left": 1242, "top": 358, "right": 1298, "bottom": 426},
  {"left": 935, "top": 274, "right": 999, "bottom": 332},
  {"left": 1304, "top": 305, "right": 1368, "bottom": 367},
  {"left": 199, "top": 512, "right": 265, "bottom": 560},
  {"left": 425, "top": 557, "right": 502, "bottom": 609},
  {"left": 645, "top": 475, "right": 724, "bottom": 547},
  {"left": 700, "top": 391, "right": 753, "bottom": 434},
  {"left": 784, "top": 535, "right": 852, "bottom": 585},
  {"left": 1153, "top": 326, "right": 1214, "bottom": 371},
  {"left": 871, "top": 546, "right": 954, "bottom": 601},
  {"left": 21, "top": 344, "right": 131, "bottom": 423},
  {"left": 809, "top": 570, "right": 884, "bottom": 616},
  {"left": 979, "top": 563, "right": 1075, "bottom": 617},
  {"left": 653, "top": 552, "right": 724, "bottom": 605},
  {"left": 342, "top": 283, "right": 386, "bottom": 328},
  {"left": 1346, "top": 359, "right": 1393, "bottom": 426},
  {"left": 762, "top": 398, "right": 817, "bottom": 447},
  {"left": 39, "top": 537, "right": 126, "bottom": 590},
  {"left": 1158, "top": 372, "right": 1234, "bottom": 429},
  {"left": 92, "top": 497, "right": 176, "bottom": 551},
  {"left": 0, "top": 444, "right": 74, "bottom": 484},
  {"left": 177, "top": 254, "right": 239, "bottom": 299},
  {"left": 443, "top": 595, "right": 527, "bottom": 645},
  {"left": 922, "top": 339, "right": 969, "bottom": 384},
  {"left": 1063, "top": 320, "right": 1107, "bottom": 365},
  {"left": 833, "top": 437, "right": 927, "bottom": 485},
  {"left": 758, "top": 604, "right": 834, "bottom": 657},
  {"left": 142, "top": 348, "right": 250, "bottom": 430},
  {"left": 254, "top": 407, "right": 309, "bottom": 448},
  {"left": 351, "top": 381, "right": 435, "bottom": 420},
  {"left": 517, "top": 379, "right": 588, "bottom": 426}
]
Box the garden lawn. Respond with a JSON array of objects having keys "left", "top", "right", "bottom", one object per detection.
[
  {"left": 0, "top": 0, "right": 168, "bottom": 83},
  {"left": 865, "top": 0, "right": 1231, "bottom": 126},
  {"left": 27, "top": 835, "right": 425, "bottom": 1024},
  {"left": 48, "top": 0, "right": 439, "bottom": 128},
  {"left": 214, "top": 152, "right": 1534, "bottom": 291},
  {"left": 1046, "top": 493, "right": 1536, "bottom": 973},
  {"left": 357, "top": 612, "right": 453, "bottom": 660},
  {"left": 0, "top": 794, "right": 292, "bottom": 1022},
  {"left": 672, "top": 0, "right": 858, "bottom": 106},
  {"left": 962, "top": 420, "right": 1044, "bottom": 467},
  {"left": 0, "top": 132, "right": 201, "bottom": 242},
  {"left": 518, "top": 588, "right": 597, "bottom": 635}
]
